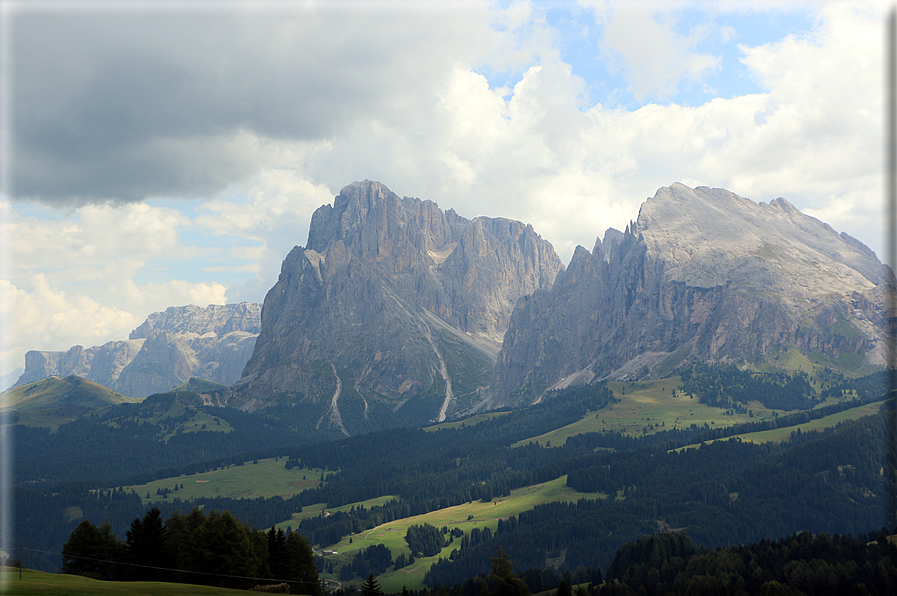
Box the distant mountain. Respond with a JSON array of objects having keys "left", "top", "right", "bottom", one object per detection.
[
  {"left": 13, "top": 303, "right": 261, "bottom": 397},
  {"left": 0, "top": 368, "right": 23, "bottom": 393},
  {"left": 2, "top": 375, "right": 138, "bottom": 412},
  {"left": 491, "top": 183, "right": 891, "bottom": 406},
  {"left": 228, "top": 180, "right": 564, "bottom": 433}
]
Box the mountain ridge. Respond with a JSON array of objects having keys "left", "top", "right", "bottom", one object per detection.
[
  {"left": 229, "top": 180, "right": 564, "bottom": 430},
  {"left": 10, "top": 181, "right": 889, "bottom": 432},
  {"left": 490, "top": 183, "right": 890, "bottom": 405},
  {"left": 13, "top": 303, "right": 262, "bottom": 397},
  {"left": 2, "top": 374, "right": 139, "bottom": 412}
]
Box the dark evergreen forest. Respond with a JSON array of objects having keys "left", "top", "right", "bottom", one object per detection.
[{"left": 12, "top": 369, "right": 896, "bottom": 595}]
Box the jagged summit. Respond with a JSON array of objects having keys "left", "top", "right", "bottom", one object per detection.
[
  {"left": 14, "top": 303, "right": 261, "bottom": 397},
  {"left": 232, "top": 181, "right": 564, "bottom": 431},
  {"left": 635, "top": 184, "right": 881, "bottom": 292},
  {"left": 491, "top": 183, "right": 890, "bottom": 405}
]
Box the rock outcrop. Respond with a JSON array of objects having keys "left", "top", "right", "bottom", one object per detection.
[
  {"left": 491, "top": 183, "right": 891, "bottom": 406},
  {"left": 231, "top": 180, "right": 563, "bottom": 431},
  {"left": 13, "top": 303, "right": 261, "bottom": 397}
]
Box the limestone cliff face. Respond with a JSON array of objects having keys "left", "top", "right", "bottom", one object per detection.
[
  {"left": 129, "top": 303, "right": 260, "bottom": 338},
  {"left": 14, "top": 303, "right": 261, "bottom": 397},
  {"left": 233, "top": 180, "right": 563, "bottom": 430},
  {"left": 491, "top": 184, "right": 890, "bottom": 406}
]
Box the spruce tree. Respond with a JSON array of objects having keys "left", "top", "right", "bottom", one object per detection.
[
  {"left": 124, "top": 507, "right": 170, "bottom": 581},
  {"left": 361, "top": 573, "right": 384, "bottom": 596},
  {"left": 483, "top": 547, "right": 531, "bottom": 596}
]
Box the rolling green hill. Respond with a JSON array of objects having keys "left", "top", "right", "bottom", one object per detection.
[
  {"left": 12, "top": 368, "right": 892, "bottom": 592},
  {"left": 2, "top": 375, "right": 139, "bottom": 411},
  {"left": 1, "top": 376, "right": 140, "bottom": 429}
]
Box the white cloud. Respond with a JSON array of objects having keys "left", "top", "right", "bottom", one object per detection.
[
  {"left": 0, "top": 199, "right": 230, "bottom": 376},
  {"left": 271, "top": 0, "right": 883, "bottom": 267},
  {"left": 2, "top": 0, "right": 888, "bottom": 377},
  {"left": 0, "top": 275, "right": 141, "bottom": 375},
  {"left": 587, "top": 0, "right": 721, "bottom": 101},
  {"left": 195, "top": 170, "right": 336, "bottom": 301}
]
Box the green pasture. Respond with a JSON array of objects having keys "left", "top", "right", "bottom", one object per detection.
[
  {"left": 425, "top": 411, "right": 511, "bottom": 431},
  {"left": 753, "top": 344, "right": 877, "bottom": 378},
  {"left": 515, "top": 377, "right": 783, "bottom": 447},
  {"left": 123, "top": 458, "right": 328, "bottom": 503},
  {"left": 0, "top": 568, "right": 256, "bottom": 596},
  {"left": 102, "top": 398, "right": 234, "bottom": 440},
  {"left": 317, "top": 475, "right": 608, "bottom": 593},
  {"left": 1, "top": 376, "right": 138, "bottom": 412},
  {"left": 156, "top": 409, "right": 234, "bottom": 441},
  {"left": 277, "top": 496, "right": 400, "bottom": 528},
  {"left": 752, "top": 345, "right": 821, "bottom": 375},
  {"left": 676, "top": 400, "right": 886, "bottom": 449},
  {"left": 5, "top": 408, "right": 88, "bottom": 432}
]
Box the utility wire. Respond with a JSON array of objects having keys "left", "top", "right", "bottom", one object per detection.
[{"left": 20, "top": 545, "right": 327, "bottom": 586}]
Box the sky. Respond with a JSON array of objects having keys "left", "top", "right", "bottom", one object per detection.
[{"left": 0, "top": 0, "right": 891, "bottom": 383}]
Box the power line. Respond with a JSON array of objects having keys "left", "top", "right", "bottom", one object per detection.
[{"left": 20, "top": 545, "right": 325, "bottom": 586}]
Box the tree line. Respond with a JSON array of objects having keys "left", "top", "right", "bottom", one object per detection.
[
  {"left": 15, "top": 373, "right": 890, "bottom": 582},
  {"left": 61, "top": 506, "right": 321, "bottom": 593},
  {"left": 420, "top": 527, "right": 897, "bottom": 596}
]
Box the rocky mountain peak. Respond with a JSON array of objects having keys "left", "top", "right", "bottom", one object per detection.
[
  {"left": 15, "top": 303, "right": 261, "bottom": 397},
  {"left": 129, "top": 303, "right": 261, "bottom": 339},
  {"left": 635, "top": 183, "right": 882, "bottom": 294},
  {"left": 491, "top": 183, "right": 890, "bottom": 405},
  {"left": 233, "top": 181, "right": 563, "bottom": 430}
]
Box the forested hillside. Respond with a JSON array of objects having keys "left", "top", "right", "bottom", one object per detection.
[{"left": 14, "top": 369, "right": 892, "bottom": 594}]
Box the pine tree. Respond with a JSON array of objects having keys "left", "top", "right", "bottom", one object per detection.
[
  {"left": 286, "top": 531, "right": 321, "bottom": 596},
  {"left": 62, "top": 519, "right": 123, "bottom": 581},
  {"left": 482, "top": 547, "right": 531, "bottom": 596},
  {"left": 124, "top": 507, "right": 170, "bottom": 581},
  {"left": 361, "top": 573, "right": 384, "bottom": 596},
  {"left": 267, "top": 526, "right": 290, "bottom": 581}
]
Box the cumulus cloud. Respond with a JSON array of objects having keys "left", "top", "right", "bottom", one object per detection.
[
  {"left": 0, "top": 275, "right": 141, "bottom": 372},
  {"left": 283, "top": 0, "right": 883, "bottom": 263},
  {"left": 9, "top": 1, "right": 493, "bottom": 204},
  {"left": 195, "top": 170, "right": 336, "bottom": 301},
  {"left": 581, "top": 0, "right": 721, "bottom": 101},
  {"left": 0, "top": 199, "right": 228, "bottom": 375},
  {"left": 2, "top": 0, "right": 888, "bottom": 377}
]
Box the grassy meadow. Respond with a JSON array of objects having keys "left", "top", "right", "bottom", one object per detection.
[
  {"left": 123, "top": 458, "right": 328, "bottom": 503},
  {"left": 514, "top": 376, "right": 785, "bottom": 447},
  {"left": 278, "top": 495, "right": 401, "bottom": 527},
  {"left": 425, "top": 411, "right": 511, "bottom": 431},
  {"left": 315, "top": 475, "right": 608, "bottom": 593},
  {"left": 676, "top": 400, "right": 886, "bottom": 449}
]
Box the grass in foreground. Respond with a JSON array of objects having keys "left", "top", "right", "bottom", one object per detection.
[{"left": 0, "top": 568, "right": 254, "bottom": 595}]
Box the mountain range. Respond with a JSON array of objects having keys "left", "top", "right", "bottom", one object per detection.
[
  {"left": 229, "top": 180, "right": 563, "bottom": 432},
  {"left": 12, "top": 303, "right": 261, "bottom": 397},
  {"left": 10, "top": 180, "right": 892, "bottom": 436},
  {"left": 491, "top": 183, "right": 890, "bottom": 405}
]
